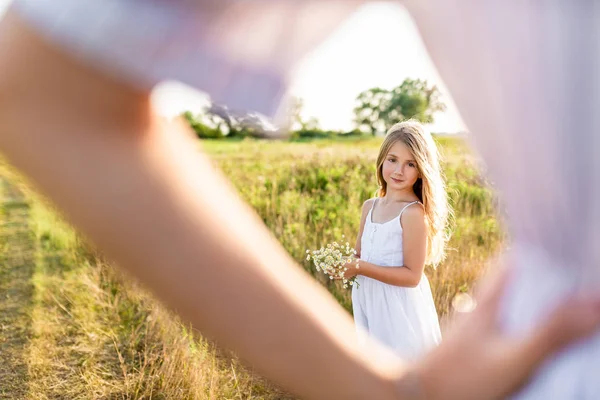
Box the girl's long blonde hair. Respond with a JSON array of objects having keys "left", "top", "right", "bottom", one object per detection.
[{"left": 376, "top": 120, "right": 451, "bottom": 266}]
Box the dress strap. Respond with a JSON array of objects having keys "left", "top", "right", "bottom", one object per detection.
[
  {"left": 367, "top": 198, "right": 378, "bottom": 224},
  {"left": 398, "top": 201, "right": 421, "bottom": 220},
  {"left": 370, "top": 198, "right": 378, "bottom": 214}
]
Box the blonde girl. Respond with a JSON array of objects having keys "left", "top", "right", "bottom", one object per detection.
[{"left": 344, "top": 120, "right": 450, "bottom": 359}]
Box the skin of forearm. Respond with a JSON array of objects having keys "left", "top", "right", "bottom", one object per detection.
[
  {"left": 358, "top": 260, "right": 422, "bottom": 288},
  {"left": 0, "top": 12, "right": 407, "bottom": 400}
]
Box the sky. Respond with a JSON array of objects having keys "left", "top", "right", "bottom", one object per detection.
[
  {"left": 289, "top": 2, "right": 466, "bottom": 133},
  {"left": 0, "top": 1, "right": 466, "bottom": 133}
]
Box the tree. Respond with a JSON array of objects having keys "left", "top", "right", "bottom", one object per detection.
[
  {"left": 182, "top": 111, "right": 224, "bottom": 139},
  {"left": 184, "top": 102, "right": 280, "bottom": 139},
  {"left": 353, "top": 78, "right": 446, "bottom": 135},
  {"left": 288, "top": 97, "right": 321, "bottom": 131}
]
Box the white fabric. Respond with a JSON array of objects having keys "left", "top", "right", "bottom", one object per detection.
[
  {"left": 10, "top": 0, "right": 360, "bottom": 120},
  {"left": 352, "top": 199, "right": 441, "bottom": 360},
  {"left": 405, "top": 2, "right": 600, "bottom": 398}
]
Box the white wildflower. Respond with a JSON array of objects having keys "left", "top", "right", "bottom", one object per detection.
[{"left": 305, "top": 237, "right": 360, "bottom": 289}]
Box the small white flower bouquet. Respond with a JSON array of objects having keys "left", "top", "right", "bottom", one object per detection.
[{"left": 306, "top": 236, "right": 359, "bottom": 289}]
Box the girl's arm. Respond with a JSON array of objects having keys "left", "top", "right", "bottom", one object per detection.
[
  {"left": 353, "top": 204, "right": 426, "bottom": 287},
  {"left": 354, "top": 199, "right": 374, "bottom": 258},
  {"left": 355, "top": 260, "right": 422, "bottom": 288}
]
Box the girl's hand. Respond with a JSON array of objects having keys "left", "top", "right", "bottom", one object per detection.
[
  {"left": 332, "top": 258, "right": 360, "bottom": 280},
  {"left": 395, "top": 262, "right": 600, "bottom": 400},
  {"left": 342, "top": 258, "right": 360, "bottom": 279}
]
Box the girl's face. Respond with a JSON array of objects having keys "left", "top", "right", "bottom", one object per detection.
[{"left": 382, "top": 140, "right": 420, "bottom": 193}]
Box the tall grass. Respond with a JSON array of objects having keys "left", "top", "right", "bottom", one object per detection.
[
  {"left": 0, "top": 136, "right": 503, "bottom": 398},
  {"left": 204, "top": 137, "right": 503, "bottom": 315}
]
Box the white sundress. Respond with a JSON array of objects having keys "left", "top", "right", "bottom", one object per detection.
[{"left": 351, "top": 198, "right": 441, "bottom": 361}]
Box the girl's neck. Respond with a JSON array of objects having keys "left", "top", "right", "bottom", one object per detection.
[{"left": 382, "top": 189, "right": 419, "bottom": 204}]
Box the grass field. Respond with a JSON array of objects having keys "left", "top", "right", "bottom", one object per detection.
[{"left": 0, "top": 136, "right": 503, "bottom": 399}]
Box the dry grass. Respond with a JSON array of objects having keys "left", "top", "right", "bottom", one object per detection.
[{"left": 0, "top": 136, "right": 503, "bottom": 399}]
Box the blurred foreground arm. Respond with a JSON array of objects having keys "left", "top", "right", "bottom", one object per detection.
[{"left": 0, "top": 12, "right": 402, "bottom": 400}]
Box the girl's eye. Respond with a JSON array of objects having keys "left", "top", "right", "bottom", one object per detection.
[
  {"left": 408, "top": 162, "right": 416, "bottom": 168},
  {"left": 388, "top": 158, "right": 396, "bottom": 163}
]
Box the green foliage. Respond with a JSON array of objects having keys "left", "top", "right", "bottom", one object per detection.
[
  {"left": 182, "top": 111, "right": 224, "bottom": 139},
  {"left": 353, "top": 78, "right": 446, "bottom": 135},
  {"left": 183, "top": 105, "right": 277, "bottom": 139},
  {"left": 206, "top": 137, "right": 503, "bottom": 315},
  {"left": 181, "top": 79, "right": 449, "bottom": 141}
]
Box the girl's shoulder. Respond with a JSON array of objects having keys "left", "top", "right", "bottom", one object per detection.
[
  {"left": 362, "top": 198, "right": 377, "bottom": 211},
  {"left": 399, "top": 201, "right": 425, "bottom": 229},
  {"left": 359, "top": 198, "right": 377, "bottom": 221}
]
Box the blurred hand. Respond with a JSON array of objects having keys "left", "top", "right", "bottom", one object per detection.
[{"left": 403, "top": 264, "right": 600, "bottom": 400}]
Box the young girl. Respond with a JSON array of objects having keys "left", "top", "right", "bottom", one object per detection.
[{"left": 345, "top": 120, "right": 449, "bottom": 360}]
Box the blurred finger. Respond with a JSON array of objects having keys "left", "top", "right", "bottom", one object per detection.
[
  {"left": 471, "top": 260, "right": 513, "bottom": 325},
  {"left": 508, "top": 296, "right": 600, "bottom": 392},
  {"left": 534, "top": 296, "right": 600, "bottom": 352}
]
